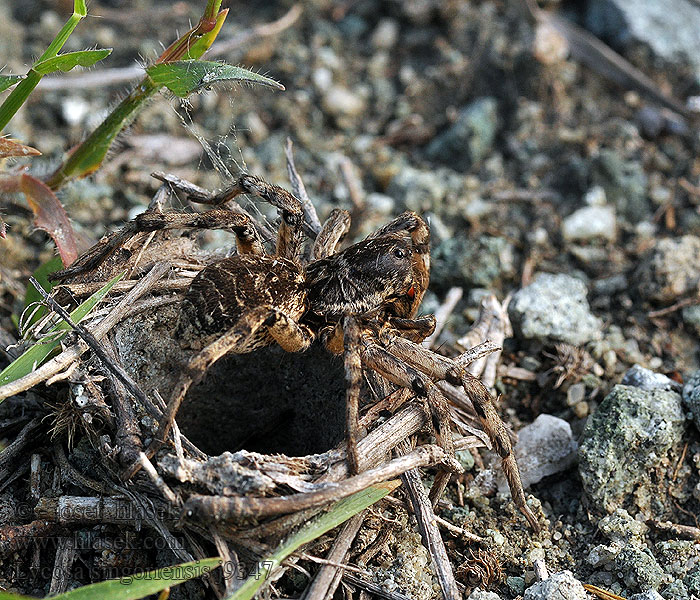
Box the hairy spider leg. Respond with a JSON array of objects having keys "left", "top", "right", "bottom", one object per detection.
[
  {"left": 222, "top": 174, "right": 305, "bottom": 262},
  {"left": 378, "top": 330, "right": 541, "bottom": 531},
  {"left": 353, "top": 335, "right": 462, "bottom": 485},
  {"left": 312, "top": 208, "right": 351, "bottom": 260},
  {"left": 343, "top": 315, "right": 363, "bottom": 475},
  {"left": 51, "top": 208, "right": 266, "bottom": 282}
]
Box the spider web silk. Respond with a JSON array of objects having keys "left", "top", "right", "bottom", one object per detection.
[{"left": 167, "top": 94, "right": 277, "bottom": 238}]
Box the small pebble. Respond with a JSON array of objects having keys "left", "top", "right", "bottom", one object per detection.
[
  {"left": 585, "top": 185, "right": 607, "bottom": 206},
  {"left": 371, "top": 18, "right": 399, "bottom": 49},
  {"left": 566, "top": 383, "right": 586, "bottom": 406},
  {"left": 573, "top": 401, "right": 589, "bottom": 419},
  {"left": 322, "top": 85, "right": 366, "bottom": 118},
  {"left": 562, "top": 205, "right": 616, "bottom": 242}
]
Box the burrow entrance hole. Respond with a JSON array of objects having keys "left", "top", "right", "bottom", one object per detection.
[{"left": 175, "top": 343, "right": 348, "bottom": 456}]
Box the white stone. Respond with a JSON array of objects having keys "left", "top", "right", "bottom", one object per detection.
[
  {"left": 322, "top": 85, "right": 366, "bottom": 117},
  {"left": 524, "top": 571, "right": 587, "bottom": 600},
  {"left": 585, "top": 185, "right": 607, "bottom": 206},
  {"left": 562, "top": 205, "right": 616, "bottom": 242},
  {"left": 371, "top": 18, "right": 399, "bottom": 49},
  {"left": 498, "top": 414, "right": 578, "bottom": 492}
]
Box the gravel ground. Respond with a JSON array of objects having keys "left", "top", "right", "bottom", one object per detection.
[{"left": 1, "top": 1, "right": 700, "bottom": 598}]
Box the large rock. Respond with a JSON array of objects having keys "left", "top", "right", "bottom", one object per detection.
[
  {"left": 585, "top": 0, "right": 700, "bottom": 85},
  {"left": 578, "top": 385, "right": 686, "bottom": 514},
  {"left": 509, "top": 273, "right": 602, "bottom": 345}
]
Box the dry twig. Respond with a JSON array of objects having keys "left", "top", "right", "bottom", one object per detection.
[
  {"left": 0, "top": 261, "right": 170, "bottom": 401},
  {"left": 396, "top": 440, "right": 460, "bottom": 600}
]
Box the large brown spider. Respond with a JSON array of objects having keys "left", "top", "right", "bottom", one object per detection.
[{"left": 53, "top": 171, "right": 539, "bottom": 531}]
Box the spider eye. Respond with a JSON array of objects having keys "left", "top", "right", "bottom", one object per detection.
[{"left": 393, "top": 248, "right": 407, "bottom": 259}]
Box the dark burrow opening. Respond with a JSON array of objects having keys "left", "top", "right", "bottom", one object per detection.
[
  {"left": 175, "top": 342, "right": 348, "bottom": 456},
  {"left": 115, "top": 305, "right": 349, "bottom": 457}
]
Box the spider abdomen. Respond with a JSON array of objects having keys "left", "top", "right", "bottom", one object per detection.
[{"left": 176, "top": 254, "right": 307, "bottom": 351}]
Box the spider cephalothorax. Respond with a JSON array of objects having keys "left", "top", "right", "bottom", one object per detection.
[{"left": 52, "top": 171, "right": 539, "bottom": 531}]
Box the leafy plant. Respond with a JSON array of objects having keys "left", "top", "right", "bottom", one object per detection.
[
  {"left": 0, "top": 557, "right": 221, "bottom": 600},
  {"left": 0, "top": 0, "right": 282, "bottom": 264},
  {"left": 0, "top": 0, "right": 111, "bottom": 131}
]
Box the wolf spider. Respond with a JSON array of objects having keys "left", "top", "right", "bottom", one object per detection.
[{"left": 53, "top": 171, "right": 539, "bottom": 531}]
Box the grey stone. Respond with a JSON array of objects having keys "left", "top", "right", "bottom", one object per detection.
[
  {"left": 681, "top": 370, "right": 700, "bottom": 433},
  {"left": 467, "top": 591, "right": 502, "bottom": 600},
  {"left": 497, "top": 414, "right": 578, "bottom": 492},
  {"left": 387, "top": 164, "right": 464, "bottom": 215},
  {"left": 509, "top": 273, "right": 603, "bottom": 345},
  {"left": 681, "top": 304, "right": 700, "bottom": 336},
  {"left": 615, "top": 547, "right": 666, "bottom": 592},
  {"left": 660, "top": 581, "right": 689, "bottom": 600},
  {"left": 636, "top": 236, "right": 700, "bottom": 303},
  {"left": 579, "top": 385, "right": 686, "bottom": 514},
  {"left": 591, "top": 149, "right": 648, "bottom": 222},
  {"left": 586, "top": 544, "right": 621, "bottom": 568},
  {"left": 562, "top": 205, "right": 617, "bottom": 242},
  {"left": 524, "top": 571, "right": 587, "bottom": 600},
  {"left": 684, "top": 566, "right": 700, "bottom": 595},
  {"left": 629, "top": 591, "right": 665, "bottom": 600},
  {"left": 506, "top": 576, "right": 526, "bottom": 595},
  {"left": 585, "top": 0, "right": 700, "bottom": 85},
  {"left": 654, "top": 540, "right": 699, "bottom": 578},
  {"left": 426, "top": 97, "right": 499, "bottom": 171},
  {"left": 621, "top": 364, "right": 682, "bottom": 393},
  {"left": 598, "top": 509, "right": 648, "bottom": 546},
  {"left": 432, "top": 235, "right": 515, "bottom": 289}
]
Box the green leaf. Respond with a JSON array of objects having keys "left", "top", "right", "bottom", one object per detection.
[
  {"left": 34, "top": 49, "right": 112, "bottom": 75},
  {"left": 0, "top": 271, "right": 124, "bottom": 391},
  {"left": 0, "top": 558, "right": 220, "bottom": 600},
  {"left": 181, "top": 6, "right": 227, "bottom": 60},
  {"left": 227, "top": 481, "right": 400, "bottom": 600},
  {"left": 0, "top": 591, "right": 35, "bottom": 600},
  {"left": 0, "top": 0, "right": 89, "bottom": 131},
  {"left": 0, "top": 75, "right": 23, "bottom": 93},
  {"left": 53, "top": 558, "right": 221, "bottom": 600},
  {"left": 146, "top": 61, "right": 284, "bottom": 98},
  {"left": 73, "top": 0, "right": 87, "bottom": 18},
  {"left": 19, "top": 256, "right": 64, "bottom": 329}
]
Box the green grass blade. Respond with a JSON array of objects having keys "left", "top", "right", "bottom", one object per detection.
[
  {"left": 0, "top": 592, "right": 34, "bottom": 599},
  {"left": 0, "top": 0, "right": 88, "bottom": 131},
  {"left": 0, "top": 271, "right": 124, "bottom": 391},
  {"left": 0, "top": 71, "right": 43, "bottom": 131},
  {"left": 0, "top": 75, "right": 23, "bottom": 93},
  {"left": 227, "top": 481, "right": 400, "bottom": 600},
  {"left": 18, "top": 256, "right": 64, "bottom": 329},
  {"left": 53, "top": 557, "right": 221, "bottom": 600},
  {"left": 39, "top": 0, "right": 87, "bottom": 62},
  {"left": 146, "top": 61, "right": 284, "bottom": 97},
  {"left": 34, "top": 49, "right": 112, "bottom": 75},
  {"left": 0, "top": 557, "right": 220, "bottom": 600}
]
